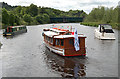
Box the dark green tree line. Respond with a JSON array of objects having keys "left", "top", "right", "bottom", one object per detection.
[{"left": 2, "top": 2, "right": 87, "bottom": 28}]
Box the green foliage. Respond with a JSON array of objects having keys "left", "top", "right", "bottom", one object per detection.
[
  {"left": 29, "top": 4, "right": 38, "bottom": 17},
  {"left": 2, "top": 8, "right": 9, "bottom": 25},
  {"left": 42, "top": 14, "right": 50, "bottom": 24},
  {"left": 35, "top": 14, "right": 43, "bottom": 24},
  {"left": 9, "top": 13, "right": 15, "bottom": 26},
  {"left": 2, "top": 2, "right": 87, "bottom": 28},
  {"left": 83, "top": 6, "right": 119, "bottom": 29},
  {"left": 35, "top": 14, "right": 50, "bottom": 24},
  {"left": 2, "top": 2, "right": 17, "bottom": 11},
  {"left": 23, "top": 14, "right": 32, "bottom": 24},
  {"left": 14, "top": 15, "right": 20, "bottom": 25}
]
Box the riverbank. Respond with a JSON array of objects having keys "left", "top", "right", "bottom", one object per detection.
[{"left": 80, "top": 22, "right": 120, "bottom": 30}]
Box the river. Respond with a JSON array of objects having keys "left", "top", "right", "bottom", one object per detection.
[{"left": 0, "top": 23, "right": 119, "bottom": 78}]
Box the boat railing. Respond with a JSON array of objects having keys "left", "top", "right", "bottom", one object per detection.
[
  {"left": 64, "top": 47, "right": 86, "bottom": 50},
  {"left": 78, "top": 34, "right": 84, "bottom": 35}
]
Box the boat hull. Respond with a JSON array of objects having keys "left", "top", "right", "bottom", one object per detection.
[
  {"left": 44, "top": 41, "right": 86, "bottom": 57},
  {"left": 44, "top": 42, "right": 65, "bottom": 56},
  {"left": 3, "top": 29, "right": 27, "bottom": 36}
]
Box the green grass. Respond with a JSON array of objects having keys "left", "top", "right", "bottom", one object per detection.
[{"left": 80, "top": 22, "right": 120, "bottom": 30}]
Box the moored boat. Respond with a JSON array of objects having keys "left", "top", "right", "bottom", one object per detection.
[
  {"left": 95, "top": 24, "right": 115, "bottom": 40},
  {"left": 42, "top": 26, "right": 86, "bottom": 56},
  {"left": 3, "top": 25, "right": 27, "bottom": 36}
]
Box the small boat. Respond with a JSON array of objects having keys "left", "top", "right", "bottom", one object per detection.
[
  {"left": 3, "top": 25, "right": 27, "bottom": 36},
  {"left": 42, "top": 26, "right": 86, "bottom": 56},
  {"left": 95, "top": 24, "right": 115, "bottom": 40}
]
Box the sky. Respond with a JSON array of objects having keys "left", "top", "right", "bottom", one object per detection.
[{"left": 0, "top": 0, "right": 119, "bottom": 14}]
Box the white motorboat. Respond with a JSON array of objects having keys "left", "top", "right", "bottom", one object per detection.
[{"left": 95, "top": 24, "right": 115, "bottom": 40}]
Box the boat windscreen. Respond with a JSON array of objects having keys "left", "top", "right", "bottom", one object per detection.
[{"left": 103, "top": 25, "right": 112, "bottom": 29}]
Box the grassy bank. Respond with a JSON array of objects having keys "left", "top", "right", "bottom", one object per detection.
[{"left": 80, "top": 22, "right": 120, "bottom": 30}]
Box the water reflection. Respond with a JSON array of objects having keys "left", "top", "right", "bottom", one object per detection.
[
  {"left": 3, "top": 36, "right": 14, "bottom": 39},
  {"left": 3, "top": 32, "right": 27, "bottom": 39},
  {"left": 44, "top": 46, "right": 86, "bottom": 78}
]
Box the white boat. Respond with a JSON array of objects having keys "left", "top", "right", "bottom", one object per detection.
[{"left": 95, "top": 24, "right": 115, "bottom": 40}]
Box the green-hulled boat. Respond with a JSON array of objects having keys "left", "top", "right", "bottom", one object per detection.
[{"left": 3, "top": 25, "right": 27, "bottom": 36}]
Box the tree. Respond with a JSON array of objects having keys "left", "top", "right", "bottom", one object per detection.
[
  {"left": 42, "top": 14, "right": 50, "bottom": 23},
  {"left": 102, "top": 8, "right": 112, "bottom": 23},
  {"left": 14, "top": 15, "right": 20, "bottom": 25},
  {"left": 36, "top": 14, "right": 50, "bottom": 24},
  {"left": 15, "top": 6, "right": 22, "bottom": 13},
  {"left": 35, "top": 14, "right": 43, "bottom": 24},
  {"left": 2, "top": 8, "right": 9, "bottom": 25},
  {"left": 23, "top": 14, "right": 32, "bottom": 24},
  {"left": 9, "top": 13, "right": 15, "bottom": 26},
  {"left": 29, "top": 4, "right": 38, "bottom": 17}
]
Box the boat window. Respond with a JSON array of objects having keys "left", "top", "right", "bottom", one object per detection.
[
  {"left": 5, "top": 29, "right": 7, "bottom": 32},
  {"left": 65, "top": 33, "right": 70, "bottom": 35},
  {"left": 46, "top": 36, "right": 48, "bottom": 41},
  {"left": 69, "top": 39, "right": 80, "bottom": 46},
  {"left": 58, "top": 39, "right": 60, "bottom": 45},
  {"left": 45, "top": 36, "right": 46, "bottom": 40},
  {"left": 60, "top": 39, "right": 64, "bottom": 46},
  {"left": 103, "top": 25, "right": 112, "bottom": 29},
  {"left": 104, "top": 29, "right": 114, "bottom": 33},
  {"left": 12, "top": 28, "right": 14, "bottom": 32},
  {"left": 56, "top": 39, "right": 57, "bottom": 45},
  {"left": 20, "top": 27, "right": 22, "bottom": 30},
  {"left": 69, "top": 39, "right": 74, "bottom": 46},
  {"left": 46, "top": 36, "right": 47, "bottom": 40},
  {"left": 23, "top": 27, "right": 26, "bottom": 29},
  {"left": 15, "top": 28, "right": 17, "bottom": 31},
  {"left": 51, "top": 38, "right": 53, "bottom": 44},
  {"left": 56, "top": 39, "right": 60, "bottom": 46},
  {"left": 48, "top": 37, "right": 50, "bottom": 41}
]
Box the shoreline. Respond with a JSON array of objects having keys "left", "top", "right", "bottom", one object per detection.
[
  {"left": 80, "top": 22, "right": 120, "bottom": 30},
  {"left": 2, "top": 22, "right": 120, "bottom": 30}
]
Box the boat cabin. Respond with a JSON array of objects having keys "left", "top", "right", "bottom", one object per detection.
[
  {"left": 3, "top": 25, "right": 27, "bottom": 36},
  {"left": 5, "top": 26, "right": 26, "bottom": 33},
  {"left": 98, "top": 24, "right": 114, "bottom": 33}
]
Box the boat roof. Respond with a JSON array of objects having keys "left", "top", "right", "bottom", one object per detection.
[
  {"left": 49, "top": 28, "right": 66, "bottom": 33},
  {"left": 99, "top": 24, "right": 112, "bottom": 29},
  {"left": 54, "top": 35, "right": 86, "bottom": 38},
  {"left": 8, "top": 25, "right": 26, "bottom": 28},
  {"left": 44, "top": 31, "right": 59, "bottom": 37},
  {"left": 44, "top": 28, "right": 86, "bottom": 38}
]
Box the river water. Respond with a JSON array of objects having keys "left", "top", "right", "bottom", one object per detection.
[{"left": 0, "top": 23, "right": 119, "bottom": 78}]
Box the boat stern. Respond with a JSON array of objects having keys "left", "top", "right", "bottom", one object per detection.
[{"left": 100, "top": 33, "right": 116, "bottom": 40}]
